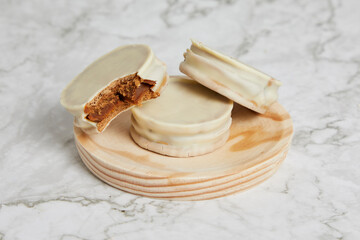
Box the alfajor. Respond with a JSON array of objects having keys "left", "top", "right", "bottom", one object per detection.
[
  {"left": 130, "top": 76, "right": 233, "bottom": 157},
  {"left": 61, "top": 44, "right": 168, "bottom": 133},
  {"left": 180, "top": 39, "right": 281, "bottom": 114}
]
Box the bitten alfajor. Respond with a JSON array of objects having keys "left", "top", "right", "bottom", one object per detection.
[
  {"left": 61, "top": 44, "right": 168, "bottom": 133},
  {"left": 130, "top": 76, "right": 233, "bottom": 157},
  {"left": 180, "top": 39, "right": 281, "bottom": 114}
]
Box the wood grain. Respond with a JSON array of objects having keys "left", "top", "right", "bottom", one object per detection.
[{"left": 74, "top": 102, "right": 293, "bottom": 200}]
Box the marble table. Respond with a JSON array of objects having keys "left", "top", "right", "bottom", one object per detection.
[{"left": 0, "top": 0, "right": 359, "bottom": 239}]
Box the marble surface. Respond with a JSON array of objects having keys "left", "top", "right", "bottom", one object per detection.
[{"left": 0, "top": 0, "right": 359, "bottom": 239}]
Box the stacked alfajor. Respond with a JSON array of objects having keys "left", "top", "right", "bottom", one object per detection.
[{"left": 130, "top": 76, "right": 233, "bottom": 157}]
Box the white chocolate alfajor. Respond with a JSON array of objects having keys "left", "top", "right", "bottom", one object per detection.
[
  {"left": 130, "top": 76, "right": 233, "bottom": 157},
  {"left": 61, "top": 44, "right": 168, "bottom": 133},
  {"left": 180, "top": 39, "right": 281, "bottom": 114}
]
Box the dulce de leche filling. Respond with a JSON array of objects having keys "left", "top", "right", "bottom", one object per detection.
[{"left": 84, "top": 73, "right": 159, "bottom": 132}]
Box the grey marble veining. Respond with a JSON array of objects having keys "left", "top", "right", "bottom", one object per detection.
[{"left": 0, "top": 0, "right": 359, "bottom": 239}]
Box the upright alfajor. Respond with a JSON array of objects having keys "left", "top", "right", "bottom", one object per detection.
[
  {"left": 130, "top": 76, "right": 233, "bottom": 157},
  {"left": 61, "top": 44, "right": 168, "bottom": 133},
  {"left": 180, "top": 39, "right": 281, "bottom": 114}
]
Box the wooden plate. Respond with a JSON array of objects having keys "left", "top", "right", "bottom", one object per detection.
[{"left": 74, "top": 102, "right": 293, "bottom": 200}]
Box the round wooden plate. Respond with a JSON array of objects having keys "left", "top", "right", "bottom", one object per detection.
[{"left": 74, "top": 102, "right": 293, "bottom": 201}]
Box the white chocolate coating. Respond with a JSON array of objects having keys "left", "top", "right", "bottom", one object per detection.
[
  {"left": 130, "top": 127, "right": 230, "bottom": 158},
  {"left": 131, "top": 115, "right": 232, "bottom": 146},
  {"left": 131, "top": 76, "right": 233, "bottom": 157},
  {"left": 180, "top": 39, "right": 281, "bottom": 114},
  {"left": 60, "top": 44, "right": 167, "bottom": 133}
]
